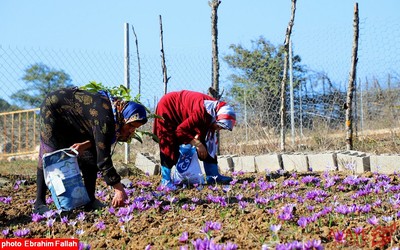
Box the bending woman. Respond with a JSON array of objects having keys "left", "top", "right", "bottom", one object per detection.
[
  {"left": 153, "top": 90, "right": 236, "bottom": 190},
  {"left": 34, "top": 87, "right": 147, "bottom": 214}
]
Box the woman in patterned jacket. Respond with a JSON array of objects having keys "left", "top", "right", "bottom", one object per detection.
[{"left": 34, "top": 87, "right": 147, "bottom": 214}]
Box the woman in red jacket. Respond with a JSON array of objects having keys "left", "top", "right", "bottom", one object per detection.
[{"left": 153, "top": 90, "right": 236, "bottom": 189}]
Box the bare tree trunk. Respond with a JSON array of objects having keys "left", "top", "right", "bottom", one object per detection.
[
  {"left": 209, "top": 0, "right": 221, "bottom": 155},
  {"left": 131, "top": 25, "right": 141, "bottom": 98},
  {"left": 280, "top": 0, "right": 296, "bottom": 151},
  {"left": 159, "top": 15, "right": 169, "bottom": 95},
  {"left": 345, "top": 3, "right": 359, "bottom": 150},
  {"left": 209, "top": 0, "right": 221, "bottom": 94}
]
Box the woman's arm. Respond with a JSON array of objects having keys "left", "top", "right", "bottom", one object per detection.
[{"left": 70, "top": 140, "right": 92, "bottom": 155}]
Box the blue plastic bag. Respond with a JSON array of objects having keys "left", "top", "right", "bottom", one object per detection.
[
  {"left": 42, "top": 148, "right": 90, "bottom": 211},
  {"left": 172, "top": 144, "right": 205, "bottom": 185}
]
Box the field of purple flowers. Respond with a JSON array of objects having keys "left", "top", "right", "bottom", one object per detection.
[{"left": 1, "top": 168, "right": 400, "bottom": 249}]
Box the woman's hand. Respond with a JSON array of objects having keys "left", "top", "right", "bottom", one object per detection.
[
  {"left": 70, "top": 140, "right": 92, "bottom": 155},
  {"left": 190, "top": 138, "right": 207, "bottom": 160},
  {"left": 112, "top": 182, "right": 128, "bottom": 207}
]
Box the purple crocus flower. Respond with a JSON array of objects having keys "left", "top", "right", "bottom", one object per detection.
[
  {"left": 191, "top": 237, "right": 212, "bottom": 250},
  {"left": 61, "top": 216, "right": 69, "bottom": 224},
  {"left": 382, "top": 215, "right": 393, "bottom": 223},
  {"left": 46, "top": 218, "right": 56, "bottom": 227},
  {"left": 1, "top": 196, "right": 12, "bottom": 204},
  {"left": 95, "top": 220, "right": 106, "bottom": 230},
  {"left": 68, "top": 220, "right": 77, "bottom": 227},
  {"left": 163, "top": 205, "right": 171, "bottom": 211},
  {"left": 2, "top": 228, "right": 10, "bottom": 236},
  {"left": 352, "top": 226, "right": 363, "bottom": 235},
  {"left": 78, "top": 242, "right": 91, "bottom": 250},
  {"left": 335, "top": 204, "right": 349, "bottom": 215},
  {"left": 76, "top": 229, "right": 85, "bottom": 235},
  {"left": 121, "top": 214, "right": 134, "bottom": 223},
  {"left": 276, "top": 243, "right": 292, "bottom": 250},
  {"left": 333, "top": 230, "right": 346, "bottom": 243},
  {"left": 304, "top": 239, "right": 323, "bottom": 250},
  {"left": 46, "top": 196, "right": 53, "bottom": 204},
  {"left": 201, "top": 221, "right": 222, "bottom": 233},
  {"left": 31, "top": 213, "right": 44, "bottom": 223},
  {"left": 297, "top": 217, "right": 308, "bottom": 228},
  {"left": 76, "top": 212, "right": 86, "bottom": 221},
  {"left": 179, "top": 231, "right": 189, "bottom": 242},
  {"left": 224, "top": 242, "right": 238, "bottom": 250},
  {"left": 13, "top": 228, "right": 30, "bottom": 237},
  {"left": 238, "top": 201, "right": 248, "bottom": 209},
  {"left": 269, "top": 224, "right": 281, "bottom": 234},
  {"left": 367, "top": 215, "right": 379, "bottom": 226},
  {"left": 289, "top": 240, "right": 304, "bottom": 249},
  {"left": 43, "top": 210, "right": 56, "bottom": 219},
  {"left": 108, "top": 207, "right": 115, "bottom": 214},
  {"left": 152, "top": 200, "right": 162, "bottom": 209}
]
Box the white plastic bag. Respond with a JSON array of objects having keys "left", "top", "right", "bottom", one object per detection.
[
  {"left": 42, "top": 148, "right": 90, "bottom": 211},
  {"left": 172, "top": 144, "right": 205, "bottom": 185}
]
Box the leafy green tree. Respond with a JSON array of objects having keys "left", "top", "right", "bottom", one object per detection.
[
  {"left": 224, "top": 37, "right": 306, "bottom": 127},
  {"left": 0, "top": 98, "right": 20, "bottom": 112},
  {"left": 11, "top": 63, "right": 72, "bottom": 108}
]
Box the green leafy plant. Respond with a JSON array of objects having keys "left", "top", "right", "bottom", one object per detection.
[{"left": 80, "top": 81, "right": 162, "bottom": 144}]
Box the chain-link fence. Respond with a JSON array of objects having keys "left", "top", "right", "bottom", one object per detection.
[{"left": 0, "top": 17, "right": 399, "bottom": 159}]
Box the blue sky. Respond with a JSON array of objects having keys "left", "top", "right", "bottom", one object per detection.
[
  {"left": 1, "top": 0, "right": 399, "bottom": 105},
  {"left": 2, "top": 0, "right": 398, "bottom": 56}
]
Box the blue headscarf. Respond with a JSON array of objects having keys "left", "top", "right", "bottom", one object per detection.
[
  {"left": 122, "top": 101, "right": 148, "bottom": 125},
  {"left": 99, "top": 90, "right": 148, "bottom": 143}
]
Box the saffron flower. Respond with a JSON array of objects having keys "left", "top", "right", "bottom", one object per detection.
[
  {"left": 304, "top": 239, "right": 323, "bottom": 250},
  {"left": 163, "top": 205, "right": 171, "bottom": 211},
  {"left": 224, "top": 242, "right": 238, "bottom": 250},
  {"left": 31, "top": 213, "right": 44, "bottom": 223},
  {"left": 46, "top": 218, "right": 56, "bottom": 228},
  {"left": 297, "top": 217, "right": 308, "bottom": 228},
  {"left": 45, "top": 196, "right": 53, "bottom": 204},
  {"left": 76, "top": 229, "right": 85, "bottom": 235},
  {"left": 68, "top": 220, "right": 77, "bottom": 227},
  {"left": 78, "top": 242, "right": 91, "bottom": 250},
  {"left": 108, "top": 207, "right": 115, "bottom": 214},
  {"left": 95, "top": 220, "right": 106, "bottom": 230},
  {"left": 0, "top": 196, "right": 12, "bottom": 204},
  {"left": 43, "top": 210, "right": 56, "bottom": 219},
  {"left": 13, "top": 228, "right": 30, "bottom": 238},
  {"left": 61, "top": 216, "right": 69, "bottom": 224},
  {"left": 333, "top": 230, "right": 346, "bottom": 243},
  {"left": 201, "top": 221, "right": 222, "bottom": 234},
  {"left": 239, "top": 201, "right": 248, "bottom": 209},
  {"left": 352, "top": 226, "right": 363, "bottom": 235},
  {"left": 179, "top": 231, "right": 189, "bottom": 242},
  {"left": 367, "top": 215, "right": 379, "bottom": 226},
  {"left": 269, "top": 224, "right": 281, "bottom": 234},
  {"left": 76, "top": 212, "right": 86, "bottom": 221},
  {"left": 2, "top": 228, "right": 10, "bottom": 237}
]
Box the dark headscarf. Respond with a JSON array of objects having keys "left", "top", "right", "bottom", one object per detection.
[
  {"left": 99, "top": 90, "right": 148, "bottom": 143},
  {"left": 122, "top": 101, "right": 148, "bottom": 125}
]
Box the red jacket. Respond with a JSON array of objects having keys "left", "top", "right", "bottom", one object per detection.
[{"left": 153, "top": 90, "right": 216, "bottom": 167}]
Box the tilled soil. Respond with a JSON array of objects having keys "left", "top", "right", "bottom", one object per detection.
[{"left": 1, "top": 171, "right": 400, "bottom": 249}]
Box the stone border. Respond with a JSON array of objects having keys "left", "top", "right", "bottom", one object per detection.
[{"left": 134, "top": 151, "right": 400, "bottom": 176}]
